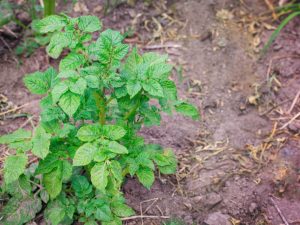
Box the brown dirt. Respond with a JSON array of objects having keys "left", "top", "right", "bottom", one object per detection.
[{"left": 1, "top": 0, "right": 300, "bottom": 225}]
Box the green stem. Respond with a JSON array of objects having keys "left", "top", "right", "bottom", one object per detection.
[
  {"left": 124, "top": 96, "right": 141, "bottom": 121},
  {"left": 94, "top": 91, "right": 106, "bottom": 125},
  {"left": 106, "top": 96, "right": 114, "bottom": 105},
  {"left": 43, "top": 0, "right": 56, "bottom": 17},
  {"left": 261, "top": 11, "right": 300, "bottom": 55},
  {"left": 29, "top": 0, "right": 37, "bottom": 20}
]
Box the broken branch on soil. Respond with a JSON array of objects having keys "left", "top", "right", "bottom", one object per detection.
[
  {"left": 263, "top": 0, "right": 278, "bottom": 19},
  {"left": 270, "top": 197, "right": 290, "bottom": 225},
  {"left": 0, "top": 103, "right": 29, "bottom": 117},
  {"left": 287, "top": 90, "right": 300, "bottom": 114},
  {"left": 121, "top": 215, "right": 170, "bottom": 221},
  {"left": 142, "top": 43, "right": 183, "bottom": 50},
  {"left": 260, "top": 99, "right": 291, "bottom": 116},
  {"left": 280, "top": 111, "right": 300, "bottom": 130}
]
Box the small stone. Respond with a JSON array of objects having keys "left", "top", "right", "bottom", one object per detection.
[
  {"left": 288, "top": 122, "right": 300, "bottom": 133},
  {"left": 273, "top": 43, "right": 282, "bottom": 51},
  {"left": 192, "top": 196, "right": 203, "bottom": 203},
  {"left": 204, "top": 212, "right": 231, "bottom": 225},
  {"left": 239, "top": 103, "right": 246, "bottom": 111},
  {"left": 217, "top": 37, "right": 228, "bottom": 48},
  {"left": 249, "top": 202, "right": 258, "bottom": 214},
  {"left": 216, "top": 9, "right": 234, "bottom": 20},
  {"left": 93, "top": 5, "right": 103, "bottom": 13},
  {"left": 204, "top": 192, "right": 223, "bottom": 209}
]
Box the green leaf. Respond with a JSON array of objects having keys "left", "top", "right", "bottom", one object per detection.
[
  {"left": 142, "top": 52, "right": 168, "bottom": 65},
  {"left": 91, "top": 163, "right": 108, "bottom": 191},
  {"left": 95, "top": 204, "right": 113, "bottom": 221},
  {"left": 96, "top": 29, "right": 127, "bottom": 66},
  {"left": 154, "top": 149, "right": 177, "bottom": 174},
  {"left": 40, "top": 95, "right": 53, "bottom": 110},
  {"left": 85, "top": 220, "right": 98, "bottom": 225},
  {"left": 35, "top": 153, "right": 61, "bottom": 174},
  {"left": 77, "top": 124, "right": 102, "bottom": 142},
  {"left": 71, "top": 175, "right": 93, "bottom": 198},
  {"left": 108, "top": 141, "right": 128, "bottom": 154},
  {"left": 52, "top": 82, "right": 69, "bottom": 103},
  {"left": 43, "top": 166, "right": 63, "bottom": 199},
  {"left": 124, "top": 47, "right": 141, "bottom": 75},
  {"left": 73, "top": 143, "right": 97, "bottom": 166},
  {"left": 58, "top": 70, "right": 78, "bottom": 78},
  {"left": 0, "top": 196, "right": 42, "bottom": 225},
  {"left": 41, "top": 106, "right": 66, "bottom": 122},
  {"left": 58, "top": 91, "right": 81, "bottom": 117},
  {"left": 98, "top": 29, "right": 124, "bottom": 46},
  {"left": 85, "top": 75, "right": 100, "bottom": 88},
  {"left": 109, "top": 160, "right": 123, "bottom": 182},
  {"left": 113, "top": 43, "right": 129, "bottom": 60},
  {"left": 114, "top": 86, "right": 127, "bottom": 98},
  {"left": 175, "top": 102, "right": 199, "bottom": 120},
  {"left": 142, "top": 79, "right": 164, "bottom": 97},
  {"left": 46, "top": 32, "right": 71, "bottom": 59},
  {"left": 41, "top": 120, "right": 60, "bottom": 133},
  {"left": 44, "top": 67, "right": 59, "bottom": 88},
  {"left": 93, "top": 149, "right": 116, "bottom": 162},
  {"left": 111, "top": 202, "right": 135, "bottom": 217},
  {"left": 33, "top": 15, "right": 67, "bottom": 33},
  {"left": 158, "top": 163, "right": 177, "bottom": 175},
  {"left": 62, "top": 160, "right": 73, "bottom": 182},
  {"left": 160, "top": 80, "right": 177, "bottom": 100},
  {"left": 70, "top": 78, "right": 87, "bottom": 95},
  {"left": 23, "top": 71, "right": 50, "bottom": 94},
  {"left": 78, "top": 15, "right": 102, "bottom": 32},
  {"left": 102, "top": 125, "right": 126, "bottom": 140},
  {"left": 127, "top": 159, "right": 139, "bottom": 176},
  {"left": 102, "top": 216, "right": 122, "bottom": 225},
  {"left": 44, "top": 200, "right": 66, "bottom": 225},
  {"left": 152, "top": 63, "right": 172, "bottom": 79},
  {"left": 141, "top": 107, "right": 161, "bottom": 126},
  {"left": 8, "top": 140, "right": 32, "bottom": 151},
  {"left": 0, "top": 129, "right": 31, "bottom": 144},
  {"left": 136, "top": 167, "right": 155, "bottom": 189},
  {"left": 40, "top": 189, "right": 50, "bottom": 203},
  {"left": 4, "top": 154, "right": 28, "bottom": 184},
  {"left": 4, "top": 175, "right": 31, "bottom": 198},
  {"left": 57, "top": 123, "right": 75, "bottom": 138},
  {"left": 59, "top": 53, "right": 86, "bottom": 71},
  {"left": 80, "top": 65, "right": 102, "bottom": 76},
  {"left": 32, "top": 126, "right": 51, "bottom": 159},
  {"left": 126, "top": 80, "right": 141, "bottom": 98},
  {"left": 137, "top": 157, "right": 155, "bottom": 170}
]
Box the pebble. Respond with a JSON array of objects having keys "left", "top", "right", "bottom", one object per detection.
[
  {"left": 249, "top": 202, "right": 258, "bottom": 214},
  {"left": 204, "top": 212, "right": 231, "bottom": 225},
  {"left": 288, "top": 122, "right": 300, "bottom": 133},
  {"left": 204, "top": 192, "right": 223, "bottom": 209}
]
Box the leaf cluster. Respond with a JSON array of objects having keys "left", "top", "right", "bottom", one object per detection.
[{"left": 0, "top": 14, "right": 199, "bottom": 225}]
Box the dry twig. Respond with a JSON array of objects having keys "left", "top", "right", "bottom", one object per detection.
[
  {"left": 0, "top": 103, "right": 29, "bottom": 117},
  {"left": 287, "top": 90, "right": 300, "bottom": 114},
  {"left": 121, "top": 215, "right": 170, "bottom": 221},
  {"left": 270, "top": 197, "right": 290, "bottom": 225},
  {"left": 143, "top": 43, "right": 182, "bottom": 50},
  {"left": 280, "top": 111, "right": 300, "bottom": 130}
]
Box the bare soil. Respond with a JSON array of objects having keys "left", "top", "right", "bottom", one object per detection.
[{"left": 1, "top": 0, "right": 300, "bottom": 224}]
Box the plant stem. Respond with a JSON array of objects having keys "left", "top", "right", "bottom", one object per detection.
[
  {"left": 124, "top": 96, "right": 141, "bottom": 121},
  {"left": 94, "top": 91, "right": 106, "bottom": 125},
  {"left": 43, "top": 0, "right": 56, "bottom": 17}
]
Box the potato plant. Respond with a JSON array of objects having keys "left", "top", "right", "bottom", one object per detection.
[{"left": 0, "top": 14, "right": 198, "bottom": 225}]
